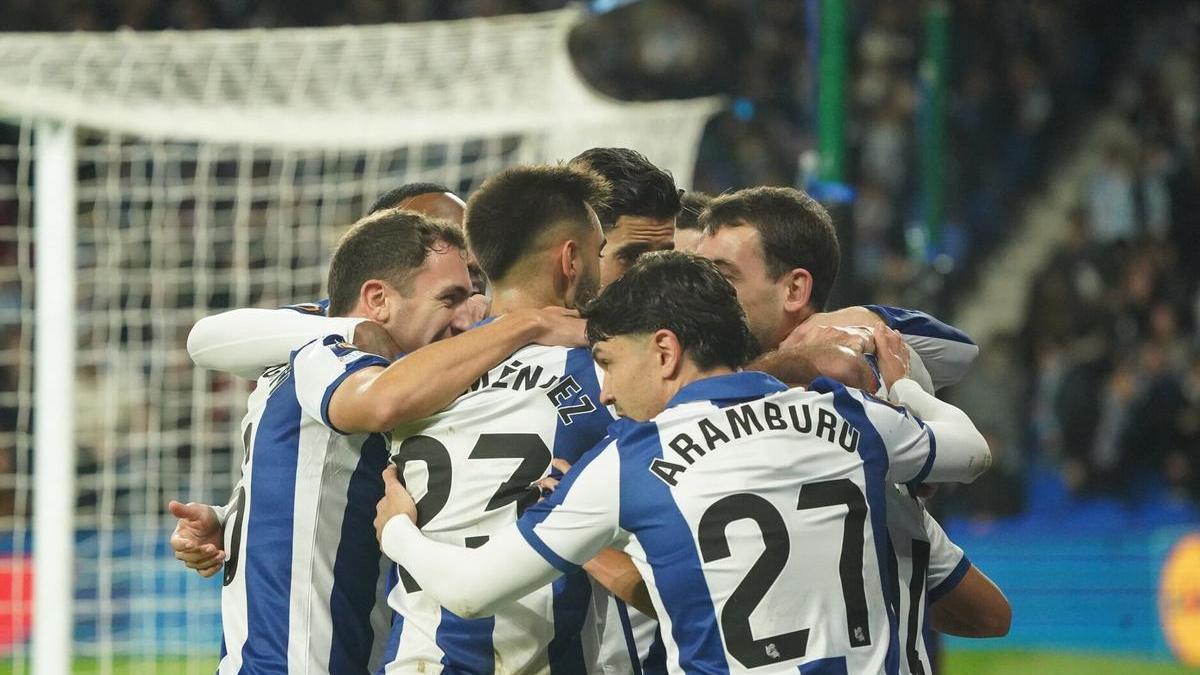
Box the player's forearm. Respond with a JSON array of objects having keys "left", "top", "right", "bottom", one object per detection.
[
  {"left": 931, "top": 566, "right": 1011, "bottom": 637},
  {"left": 350, "top": 314, "right": 545, "bottom": 430},
  {"left": 889, "top": 379, "right": 990, "bottom": 483},
  {"left": 380, "top": 517, "right": 558, "bottom": 619},
  {"left": 750, "top": 344, "right": 875, "bottom": 390},
  {"left": 187, "top": 308, "right": 364, "bottom": 378},
  {"left": 583, "top": 548, "right": 657, "bottom": 619}
]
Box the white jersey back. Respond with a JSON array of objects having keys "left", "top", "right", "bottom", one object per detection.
[
  {"left": 886, "top": 485, "right": 969, "bottom": 675},
  {"left": 219, "top": 335, "right": 394, "bottom": 675},
  {"left": 519, "top": 372, "right": 940, "bottom": 674},
  {"left": 381, "top": 341, "right": 613, "bottom": 674}
]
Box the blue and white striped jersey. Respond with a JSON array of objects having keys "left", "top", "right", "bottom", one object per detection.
[
  {"left": 219, "top": 335, "right": 394, "bottom": 675},
  {"left": 864, "top": 305, "right": 978, "bottom": 390},
  {"left": 604, "top": 305, "right": 978, "bottom": 674},
  {"left": 518, "top": 372, "right": 939, "bottom": 674},
  {"left": 381, "top": 341, "right": 614, "bottom": 674},
  {"left": 886, "top": 485, "right": 969, "bottom": 675}
]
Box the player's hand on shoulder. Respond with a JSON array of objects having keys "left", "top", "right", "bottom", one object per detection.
[
  {"left": 873, "top": 326, "right": 910, "bottom": 391},
  {"left": 351, "top": 321, "right": 401, "bottom": 360},
  {"left": 167, "top": 500, "right": 225, "bottom": 578},
  {"left": 521, "top": 306, "right": 587, "bottom": 348},
  {"left": 375, "top": 465, "right": 418, "bottom": 543}
]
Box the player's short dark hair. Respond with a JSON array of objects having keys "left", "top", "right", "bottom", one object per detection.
[
  {"left": 367, "top": 182, "right": 454, "bottom": 215},
  {"left": 465, "top": 164, "right": 609, "bottom": 283},
  {"left": 584, "top": 251, "right": 759, "bottom": 370},
  {"left": 568, "top": 147, "right": 680, "bottom": 231},
  {"left": 700, "top": 186, "right": 840, "bottom": 311},
  {"left": 327, "top": 209, "right": 466, "bottom": 317},
  {"left": 676, "top": 191, "right": 712, "bottom": 231}
]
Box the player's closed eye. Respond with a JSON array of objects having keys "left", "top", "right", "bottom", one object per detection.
[{"left": 439, "top": 288, "right": 469, "bottom": 307}]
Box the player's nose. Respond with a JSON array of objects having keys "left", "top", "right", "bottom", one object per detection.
[
  {"left": 449, "top": 303, "right": 475, "bottom": 334},
  {"left": 599, "top": 379, "right": 616, "bottom": 407}
]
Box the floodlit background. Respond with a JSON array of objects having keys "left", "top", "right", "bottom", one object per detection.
[{"left": 0, "top": 0, "right": 1198, "bottom": 673}]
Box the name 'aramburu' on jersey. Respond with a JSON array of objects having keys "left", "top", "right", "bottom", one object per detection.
[{"left": 651, "top": 397, "right": 861, "bottom": 487}]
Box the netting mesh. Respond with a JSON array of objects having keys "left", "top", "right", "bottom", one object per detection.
[{"left": 0, "top": 8, "right": 719, "bottom": 672}]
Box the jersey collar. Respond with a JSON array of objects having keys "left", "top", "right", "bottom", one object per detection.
[{"left": 666, "top": 371, "right": 789, "bottom": 410}]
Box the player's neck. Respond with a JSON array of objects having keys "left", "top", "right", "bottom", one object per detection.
[
  {"left": 488, "top": 284, "right": 564, "bottom": 316},
  {"left": 664, "top": 363, "right": 737, "bottom": 405}
]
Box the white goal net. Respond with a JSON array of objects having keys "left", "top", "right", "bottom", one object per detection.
[{"left": 0, "top": 8, "right": 719, "bottom": 672}]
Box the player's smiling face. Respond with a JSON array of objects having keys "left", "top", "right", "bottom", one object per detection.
[
  {"left": 592, "top": 335, "right": 668, "bottom": 422},
  {"left": 598, "top": 215, "right": 676, "bottom": 288},
  {"left": 382, "top": 243, "right": 474, "bottom": 352},
  {"left": 694, "top": 226, "right": 789, "bottom": 351}
]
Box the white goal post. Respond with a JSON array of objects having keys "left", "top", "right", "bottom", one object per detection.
[{"left": 0, "top": 8, "right": 720, "bottom": 674}]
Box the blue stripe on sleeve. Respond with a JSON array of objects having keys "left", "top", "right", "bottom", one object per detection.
[
  {"left": 516, "top": 521, "right": 581, "bottom": 574},
  {"left": 927, "top": 557, "right": 972, "bottom": 605},
  {"left": 830, "top": 384, "right": 901, "bottom": 675},
  {"left": 908, "top": 427, "right": 938, "bottom": 486},
  {"left": 514, "top": 435, "right": 610, "bottom": 574},
  {"left": 240, "top": 375, "right": 302, "bottom": 673},
  {"left": 318, "top": 353, "right": 390, "bottom": 435},
  {"left": 862, "top": 305, "right": 975, "bottom": 345}
]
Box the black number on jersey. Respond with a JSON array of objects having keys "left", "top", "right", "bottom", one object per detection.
[
  {"left": 391, "top": 433, "right": 552, "bottom": 592},
  {"left": 699, "top": 494, "right": 808, "bottom": 667},
  {"left": 796, "top": 479, "right": 871, "bottom": 648},
  {"left": 223, "top": 421, "right": 254, "bottom": 587},
  {"left": 393, "top": 435, "right": 454, "bottom": 528},
  {"left": 222, "top": 485, "right": 246, "bottom": 587},
  {"left": 468, "top": 433, "right": 552, "bottom": 515},
  {"left": 905, "top": 539, "right": 931, "bottom": 675},
  {"left": 697, "top": 478, "right": 870, "bottom": 668}
]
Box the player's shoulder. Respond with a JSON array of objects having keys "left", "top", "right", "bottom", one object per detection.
[
  {"left": 279, "top": 298, "right": 330, "bottom": 316},
  {"left": 292, "top": 333, "right": 356, "bottom": 360}
]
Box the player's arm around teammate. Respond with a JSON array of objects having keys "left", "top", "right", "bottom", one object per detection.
[
  {"left": 372, "top": 252, "right": 992, "bottom": 622},
  {"left": 170, "top": 307, "right": 587, "bottom": 574}
]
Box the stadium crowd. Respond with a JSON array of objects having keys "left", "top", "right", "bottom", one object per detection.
[{"left": 0, "top": 0, "right": 1197, "bottom": 521}]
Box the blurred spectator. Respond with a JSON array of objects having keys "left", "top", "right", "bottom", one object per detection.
[{"left": 1, "top": 0, "right": 1197, "bottom": 521}]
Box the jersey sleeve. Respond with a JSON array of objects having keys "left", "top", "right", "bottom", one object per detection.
[
  {"left": 864, "top": 305, "right": 979, "bottom": 390},
  {"left": 547, "top": 347, "right": 617, "bottom": 463},
  {"left": 292, "top": 334, "right": 390, "bottom": 434},
  {"left": 187, "top": 304, "right": 366, "bottom": 379},
  {"left": 516, "top": 439, "right": 622, "bottom": 573},
  {"left": 858, "top": 389, "right": 939, "bottom": 484},
  {"left": 924, "top": 511, "right": 971, "bottom": 604}
]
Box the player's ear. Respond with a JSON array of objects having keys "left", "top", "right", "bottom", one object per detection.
[
  {"left": 359, "top": 279, "right": 390, "bottom": 323},
  {"left": 559, "top": 239, "right": 579, "bottom": 285},
  {"left": 651, "top": 329, "right": 683, "bottom": 378},
  {"left": 782, "top": 267, "right": 813, "bottom": 314}
]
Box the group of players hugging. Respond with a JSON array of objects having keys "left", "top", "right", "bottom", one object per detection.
[{"left": 167, "top": 147, "right": 1011, "bottom": 674}]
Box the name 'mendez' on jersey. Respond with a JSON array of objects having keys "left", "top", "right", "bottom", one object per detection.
[
  {"left": 380, "top": 337, "right": 615, "bottom": 674},
  {"left": 517, "top": 371, "right": 944, "bottom": 675},
  {"left": 220, "top": 335, "right": 395, "bottom": 674}
]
